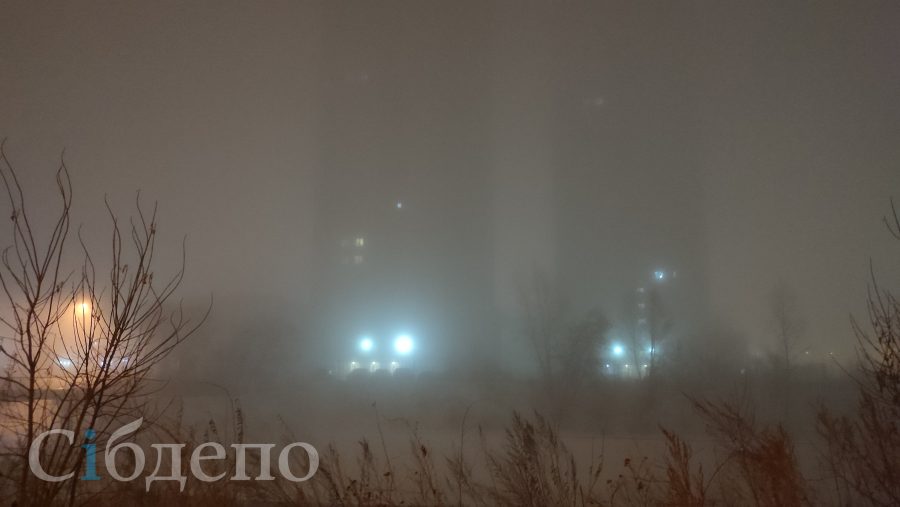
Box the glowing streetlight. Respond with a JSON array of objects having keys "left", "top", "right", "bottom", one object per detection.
[
  {"left": 394, "top": 334, "right": 414, "bottom": 355},
  {"left": 75, "top": 301, "right": 91, "bottom": 319},
  {"left": 359, "top": 336, "right": 374, "bottom": 352},
  {"left": 612, "top": 344, "right": 625, "bottom": 357}
]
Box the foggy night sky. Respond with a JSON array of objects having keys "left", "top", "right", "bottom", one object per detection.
[{"left": 2, "top": 1, "right": 900, "bottom": 379}]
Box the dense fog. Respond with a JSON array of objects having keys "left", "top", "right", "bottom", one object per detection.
[{"left": 1, "top": 2, "right": 900, "bottom": 505}]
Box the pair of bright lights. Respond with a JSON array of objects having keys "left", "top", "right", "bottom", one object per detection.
[
  {"left": 611, "top": 344, "right": 655, "bottom": 357},
  {"left": 359, "top": 335, "right": 414, "bottom": 355}
]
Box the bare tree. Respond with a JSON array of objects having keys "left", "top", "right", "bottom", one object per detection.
[
  {"left": 621, "top": 290, "right": 645, "bottom": 379},
  {"left": 0, "top": 142, "right": 207, "bottom": 506},
  {"left": 644, "top": 287, "right": 671, "bottom": 377},
  {"left": 766, "top": 282, "right": 805, "bottom": 423},
  {"left": 817, "top": 200, "right": 900, "bottom": 506},
  {"left": 768, "top": 281, "right": 805, "bottom": 374},
  {"left": 518, "top": 271, "right": 607, "bottom": 422},
  {"left": 518, "top": 270, "right": 567, "bottom": 395}
]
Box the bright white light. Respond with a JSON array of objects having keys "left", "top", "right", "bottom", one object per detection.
[
  {"left": 390, "top": 361, "right": 400, "bottom": 373},
  {"left": 349, "top": 361, "right": 360, "bottom": 371},
  {"left": 75, "top": 301, "right": 91, "bottom": 319},
  {"left": 58, "top": 358, "right": 72, "bottom": 367},
  {"left": 647, "top": 346, "right": 654, "bottom": 354},
  {"left": 612, "top": 344, "right": 625, "bottom": 357},
  {"left": 369, "top": 361, "right": 380, "bottom": 372},
  {"left": 394, "top": 335, "right": 414, "bottom": 355},
  {"left": 359, "top": 337, "right": 374, "bottom": 352},
  {"left": 396, "top": 201, "right": 403, "bottom": 209},
  {"left": 653, "top": 270, "right": 666, "bottom": 281}
]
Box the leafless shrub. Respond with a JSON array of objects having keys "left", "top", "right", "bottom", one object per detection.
[
  {"left": 407, "top": 427, "right": 445, "bottom": 506},
  {"left": 271, "top": 407, "right": 399, "bottom": 506},
  {"left": 817, "top": 200, "right": 900, "bottom": 507},
  {"left": 607, "top": 455, "right": 661, "bottom": 507},
  {"left": 449, "top": 411, "right": 603, "bottom": 507},
  {"left": 518, "top": 271, "right": 608, "bottom": 422},
  {"left": 660, "top": 427, "right": 706, "bottom": 506},
  {"left": 690, "top": 397, "right": 810, "bottom": 507},
  {"left": 0, "top": 143, "right": 207, "bottom": 506}
]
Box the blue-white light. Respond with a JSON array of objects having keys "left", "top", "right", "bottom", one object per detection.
[
  {"left": 394, "top": 334, "right": 414, "bottom": 355},
  {"left": 359, "top": 337, "right": 374, "bottom": 352},
  {"left": 654, "top": 270, "right": 666, "bottom": 281},
  {"left": 612, "top": 344, "right": 625, "bottom": 357}
]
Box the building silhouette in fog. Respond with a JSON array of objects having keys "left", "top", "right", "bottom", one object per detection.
[
  {"left": 305, "top": 3, "right": 709, "bottom": 373},
  {"left": 306, "top": 2, "right": 495, "bottom": 371}
]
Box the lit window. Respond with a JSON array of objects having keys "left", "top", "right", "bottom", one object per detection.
[{"left": 355, "top": 237, "right": 365, "bottom": 247}]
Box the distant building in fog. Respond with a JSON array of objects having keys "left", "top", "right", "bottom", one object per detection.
[
  {"left": 306, "top": 2, "right": 494, "bottom": 372},
  {"left": 303, "top": 3, "right": 710, "bottom": 374}
]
